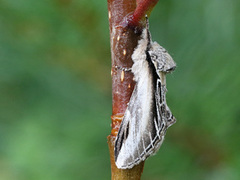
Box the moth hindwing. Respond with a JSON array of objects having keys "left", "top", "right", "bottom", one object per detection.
[{"left": 114, "top": 18, "right": 176, "bottom": 169}]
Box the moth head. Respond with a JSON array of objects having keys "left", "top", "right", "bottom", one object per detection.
[{"left": 148, "top": 42, "right": 176, "bottom": 73}]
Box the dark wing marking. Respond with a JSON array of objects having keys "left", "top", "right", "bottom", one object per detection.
[{"left": 155, "top": 79, "right": 176, "bottom": 128}]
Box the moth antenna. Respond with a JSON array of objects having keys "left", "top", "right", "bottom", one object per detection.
[{"left": 145, "top": 15, "right": 152, "bottom": 50}]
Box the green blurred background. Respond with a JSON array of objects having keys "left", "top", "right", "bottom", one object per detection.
[{"left": 0, "top": 0, "right": 239, "bottom": 179}]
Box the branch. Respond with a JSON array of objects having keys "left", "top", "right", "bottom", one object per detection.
[{"left": 107, "top": 0, "right": 159, "bottom": 179}]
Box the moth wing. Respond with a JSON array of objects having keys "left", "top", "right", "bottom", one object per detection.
[
  {"left": 114, "top": 68, "right": 164, "bottom": 169},
  {"left": 149, "top": 42, "right": 176, "bottom": 73},
  {"left": 155, "top": 79, "right": 176, "bottom": 128}
]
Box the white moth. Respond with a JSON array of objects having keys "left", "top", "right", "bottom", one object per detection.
[{"left": 114, "top": 18, "right": 176, "bottom": 169}]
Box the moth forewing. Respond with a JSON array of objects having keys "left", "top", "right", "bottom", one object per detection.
[{"left": 114, "top": 20, "right": 176, "bottom": 169}]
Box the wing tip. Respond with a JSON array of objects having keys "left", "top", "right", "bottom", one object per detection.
[{"left": 115, "top": 159, "right": 139, "bottom": 169}]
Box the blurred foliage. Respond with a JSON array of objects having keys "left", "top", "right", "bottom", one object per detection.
[{"left": 0, "top": 0, "right": 240, "bottom": 179}]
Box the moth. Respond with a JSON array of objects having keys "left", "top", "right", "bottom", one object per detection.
[{"left": 114, "top": 18, "right": 176, "bottom": 169}]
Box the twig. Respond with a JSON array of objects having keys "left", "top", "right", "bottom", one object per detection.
[{"left": 107, "top": 0, "right": 159, "bottom": 179}]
